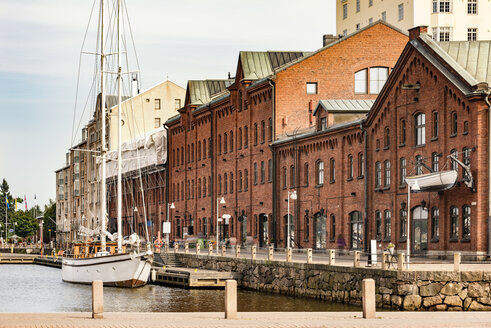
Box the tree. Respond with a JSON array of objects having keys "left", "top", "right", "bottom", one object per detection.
[
  {"left": 12, "top": 210, "right": 39, "bottom": 238},
  {"left": 0, "top": 178, "right": 13, "bottom": 239},
  {"left": 43, "top": 200, "right": 56, "bottom": 242}
]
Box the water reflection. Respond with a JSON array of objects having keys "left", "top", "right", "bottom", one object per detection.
[{"left": 0, "top": 265, "right": 359, "bottom": 312}]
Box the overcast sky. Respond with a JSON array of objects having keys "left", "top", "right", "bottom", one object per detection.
[{"left": 0, "top": 0, "right": 336, "bottom": 208}]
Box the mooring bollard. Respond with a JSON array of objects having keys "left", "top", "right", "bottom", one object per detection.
[
  {"left": 208, "top": 244, "right": 213, "bottom": 256},
  {"left": 196, "top": 243, "right": 201, "bottom": 255},
  {"left": 454, "top": 252, "right": 461, "bottom": 272},
  {"left": 286, "top": 247, "right": 292, "bottom": 262},
  {"left": 307, "top": 248, "right": 313, "bottom": 264},
  {"left": 397, "top": 253, "right": 405, "bottom": 271},
  {"left": 92, "top": 280, "right": 104, "bottom": 319},
  {"left": 362, "top": 278, "right": 376, "bottom": 319},
  {"left": 235, "top": 245, "right": 241, "bottom": 258},
  {"left": 328, "top": 249, "right": 335, "bottom": 265},
  {"left": 184, "top": 243, "right": 189, "bottom": 254},
  {"left": 251, "top": 245, "right": 256, "bottom": 260},
  {"left": 151, "top": 269, "right": 157, "bottom": 282},
  {"left": 381, "top": 251, "right": 388, "bottom": 270},
  {"left": 225, "top": 280, "right": 237, "bottom": 319},
  {"left": 353, "top": 251, "right": 361, "bottom": 268},
  {"left": 174, "top": 243, "right": 179, "bottom": 253},
  {"left": 221, "top": 245, "right": 226, "bottom": 257},
  {"left": 268, "top": 245, "right": 274, "bottom": 261}
]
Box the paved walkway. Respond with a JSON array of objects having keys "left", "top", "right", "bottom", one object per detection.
[{"left": 1, "top": 312, "right": 490, "bottom": 328}]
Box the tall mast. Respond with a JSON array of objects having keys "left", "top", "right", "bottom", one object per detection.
[
  {"left": 116, "top": 0, "right": 123, "bottom": 253},
  {"left": 100, "top": 0, "right": 107, "bottom": 251}
]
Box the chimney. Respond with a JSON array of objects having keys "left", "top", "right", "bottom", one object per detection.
[
  {"left": 408, "top": 26, "right": 428, "bottom": 41},
  {"left": 323, "top": 34, "right": 338, "bottom": 47}
]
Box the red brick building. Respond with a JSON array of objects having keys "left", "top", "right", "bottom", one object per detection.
[
  {"left": 274, "top": 26, "right": 491, "bottom": 257},
  {"left": 165, "top": 22, "right": 408, "bottom": 246}
]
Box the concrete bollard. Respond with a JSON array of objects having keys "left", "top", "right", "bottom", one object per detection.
[
  {"left": 328, "top": 249, "right": 335, "bottom": 265},
  {"left": 92, "top": 280, "right": 104, "bottom": 319},
  {"left": 235, "top": 245, "right": 241, "bottom": 258},
  {"left": 196, "top": 243, "right": 201, "bottom": 255},
  {"left": 397, "top": 253, "right": 405, "bottom": 271},
  {"left": 174, "top": 243, "right": 178, "bottom": 253},
  {"left": 286, "top": 247, "right": 292, "bottom": 262},
  {"left": 151, "top": 269, "right": 157, "bottom": 281},
  {"left": 225, "top": 280, "right": 237, "bottom": 319},
  {"left": 353, "top": 251, "right": 360, "bottom": 268},
  {"left": 454, "top": 252, "right": 461, "bottom": 272},
  {"left": 381, "top": 251, "right": 388, "bottom": 270},
  {"left": 184, "top": 243, "right": 189, "bottom": 254},
  {"left": 362, "top": 278, "right": 376, "bottom": 319},
  {"left": 251, "top": 245, "right": 256, "bottom": 260},
  {"left": 268, "top": 245, "right": 274, "bottom": 261},
  {"left": 221, "top": 245, "right": 226, "bottom": 257},
  {"left": 208, "top": 244, "right": 213, "bottom": 256},
  {"left": 307, "top": 248, "right": 313, "bottom": 264}
]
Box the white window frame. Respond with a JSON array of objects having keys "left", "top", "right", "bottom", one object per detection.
[
  {"left": 398, "top": 3, "right": 404, "bottom": 21},
  {"left": 369, "top": 67, "right": 389, "bottom": 94},
  {"left": 306, "top": 82, "right": 318, "bottom": 95},
  {"left": 355, "top": 69, "right": 367, "bottom": 94}
]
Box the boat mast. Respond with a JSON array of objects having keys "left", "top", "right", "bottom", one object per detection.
[
  {"left": 100, "top": 0, "right": 107, "bottom": 251},
  {"left": 116, "top": 0, "right": 123, "bottom": 253}
]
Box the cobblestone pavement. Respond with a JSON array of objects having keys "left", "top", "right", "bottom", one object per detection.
[{"left": 1, "top": 312, "right": 491, "bottom": 328}]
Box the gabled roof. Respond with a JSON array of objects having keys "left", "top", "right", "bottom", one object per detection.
[
  {"left": 239, "top": 51, "right": 312, "bottom": 80},
  {"left": 313, "top": 99, "right": 374, "bottom": 116},
  {"left": 188, "top": 79, "right": 234, "bottom": 105}
]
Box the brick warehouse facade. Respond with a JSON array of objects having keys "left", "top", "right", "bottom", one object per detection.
[
  {"left": 274, "top": 26, "right": 491, "bottom": 257},
  {"left": 165, "top": 22, "right": 408, "bottom": 246}
]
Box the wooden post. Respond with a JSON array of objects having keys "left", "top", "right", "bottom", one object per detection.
[
  {"left": 251, "top": 245, "right": 256, "bottom": 260},
  {"left": 286, "top": 247, "right": 292, "bottom": 262},
  {"left": 92, "top": 280, "right": 103, "bottom": 319},
  {"left": 454, "top": 252, "right": 461, "bottom": 272},
  {"left": 397, "top": 253, "right": 405, "bottom": 271},
  {"left": 225, "top": 280, "right": 237, "bottom": 319},
  {"left": 353, "top": 250, "right": 360, "bottom": 268},
  {"left": 221, "top": 245, "right": 226, "bottom": 257},
  {"left": 235, "top": 245, "right": 241, "bottom": 258},
  {"left": 328, "top": 249, "right": 335, "bottom": 265},
  {"left": 267, "top": 245, "right": 274, "bottom": 261},
  {"left": 184, "top": 243, "right": 189, "bottom": 254},
  {"left": 307, "top": 248, "right": 312, "bottom": 264},
  {"left": 362, "top": 278, "right": 376, "bottom": 319}
]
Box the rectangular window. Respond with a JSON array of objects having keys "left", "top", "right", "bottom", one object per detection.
[
  {"left": 320, "top": 117, "right": 327, "bottom": 131},
  {"left": 398, "top": 3, "right": 404, "bottom": 20},
  {"left": 368, "top": 17, "right": 373, "bottom": 24},
  {"left": 432, "top": 111, "right": 439, "bottom": 138},
  {"left": 468, "top": 0, "right": 477, "bottom": 14},
  {"left": 431, "top": 207, "right": 440, "bottom": 240},
  {"left": 174, "top": 99, "right": 181, "bottom": 110},
  {"left": 375, "top": 162, "right": 382, "bottom": 188},
  {"left": 462, "top": 205, "right": 471, "bottom": 240},
  {"left": 375, "top": 211, "right": 382, "bottom": 240},
  {"left": 400, "top": 119, "right": 406, "bottom": 145},
  {"left": 434, "top": 27, "right": 452, "bottom": 41},
  {"left": 369, "top": 67, "right": 388, "bottom": 94},
  {"left": 356, "top": 0, "right": 360, "bottom": 12},
  {"left": 268, "top": 159, "right": 272, "bottom": 182},
  {"left": 306, "top": 82, "right": 318, "bottom": 94},
  {"left": 415, "top": 113, "right": 426, "bottom": 146},
  {"left": 154, "top": 118, "right": 161, "bottom": 128},
  {"left": 381, "top": 11, "right": 386, "bottom": 21},
  {"left": 369, "top": 0, "right": 373, "bottom": 6},
  {"left": 450, "top": 206, "right": 459, "bottom": 240},
  {"left": 254, "top": 163, "right": 258, "bottom": 185},
  {"left": 356, "top": 23, "right": 360, "bottom": 31},
  {"left": 155, "top": 99, "right": 161, "bottom": 110},
  {"left": 330, "top": 158, "right": 335, "bottom": 183},
  {"left": 467, "top": 28, "right": 477, "bottom": 41},
  {"left": 358, "top": 153, "right": 365, "bottom": 177},
  {"left": 343, "top": 3, "right": 348, "bottom": 19},
  {"left": 384, "top": 160, "right": 391, "bottom": 187},
  {"left": 261, "top": 161, "right": 265, "bottom": 184},
  {"left": 432, "top": 152, "right": 440, "bottom": 172},
  {"left": 384, "top": 210, "right": 391, "bottom": 240}
]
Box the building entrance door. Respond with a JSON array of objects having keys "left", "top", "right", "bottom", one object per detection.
[
  {"left": 412, "top": 206, "right": 428, "bottom": 253},
  {"left": 314, "top": 212, "right": 326, "bottom": 249},
  {"left": 258, "top": 214, "right": 268, "bottom": 247}
]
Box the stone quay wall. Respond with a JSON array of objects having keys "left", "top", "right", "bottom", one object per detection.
[{"left": 176, "top": 254, "right": 491, "bottom": 311}]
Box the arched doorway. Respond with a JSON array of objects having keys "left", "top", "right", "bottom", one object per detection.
[
  {"left": 412, "top": 206, "right": 428, "bottom": 253},
  {"left": 314, "top": 210, "right": 326, "bottom": 249},
  {"left": 350, "top": 211, "right": 363, "bottom": 249},
  {"left": 258, "top": 213, "right": 268, "bottom": 247}
]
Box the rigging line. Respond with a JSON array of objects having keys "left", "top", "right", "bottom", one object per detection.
[
  {"left": 71, "top": 0, "right": 99, "bottom": 146},
  {"left": 123, "top": 0, "right": 142, "bottom": 77}
]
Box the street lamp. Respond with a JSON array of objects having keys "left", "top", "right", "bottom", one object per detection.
[
  {"left": 287, "top": 190, "right": 297, "bottom": 249},
  {"left": 164, "top": 202, "right": 175, "bottom": 244},
  {"left": 217, "top": 197, "right": 225, "bottom": 254}
]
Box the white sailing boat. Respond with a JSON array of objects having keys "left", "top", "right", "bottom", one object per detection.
[
  {"left": 406, "top": 170, "right": 458, "bottom": 192},
  {"left": 62, "top": 0, "right": 152, "bottom": 288}
]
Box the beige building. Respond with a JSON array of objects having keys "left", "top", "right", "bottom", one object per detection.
[{"left": 336, "top": 0, "right": 491, "bottom": 41}]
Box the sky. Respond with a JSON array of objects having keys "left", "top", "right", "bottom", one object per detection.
[{"left": 0, "top": 0, "right": 336, "bottom": 209}]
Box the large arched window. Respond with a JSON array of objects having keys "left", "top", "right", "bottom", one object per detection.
[
  {"left": 316, "top": 161, "right": 324, "bottom": 185},
  {"left": 354, "top": 69, "right": 367, "bottom": 94},
  {"left": 415, "top": 113, "right": 426, "bottom": 146}
]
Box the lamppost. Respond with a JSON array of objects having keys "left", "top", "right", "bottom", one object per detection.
[
  {"left": 165, "top": 202, "right": 175, "bottom": 244},
  {"left": 287, "top": 190, "right": 297, "bottom": 249},
  {"left": 217, "top": 197, "right": 225, "bottom": 253}
]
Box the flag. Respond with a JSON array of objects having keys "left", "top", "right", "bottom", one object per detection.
[{"left": 5, "top": 198, "right": 9, "bottom": 210}]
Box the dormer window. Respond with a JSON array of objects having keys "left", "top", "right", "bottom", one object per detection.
[{"left": 320, "top": 117, "right": 327, "bottom": 131}]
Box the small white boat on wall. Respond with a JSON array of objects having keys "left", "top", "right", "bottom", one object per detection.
[{"left": 406, "top": 170, "right": 458, "bottom": 192}]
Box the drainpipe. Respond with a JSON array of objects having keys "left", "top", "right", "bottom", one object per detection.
[
  {"left": 485, "top": 90, "right": 491, "bottom": 258},
  {"left": 210, "top": 105, "right": 215, "bottom": 241},
  {"left": 268, "top": 78, "right": 277, "bottom": 248},
  {"left": 163, "top": 123, "right": 169, "bottom": 239},
  {"left": 361, "top": 122, "right": 368, "bottom": 253}
]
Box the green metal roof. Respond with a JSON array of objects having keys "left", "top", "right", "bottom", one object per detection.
[
  {"left": 240, "top": 51, "right": 311, "bottom": 80},
  {"left": 313, "top": 99, "right": 374, "bottom": 116},
  {"left": 188, "top": 79, "right": 234, "bottom": 105}
]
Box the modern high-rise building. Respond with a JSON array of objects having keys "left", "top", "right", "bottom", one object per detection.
[{"left": 336, "top": 0, "right": 491, "bottom": 41}]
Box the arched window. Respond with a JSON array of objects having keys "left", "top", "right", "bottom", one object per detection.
[
  {"left": 348, "top": 155, "right": 353, "bottom": 180},
  {"left": 203, "top": 177, "right": 207, "bottom": 196},
  {"left": 197, "top": 141, "right": 201, "bottom": 161},
  {"left": 253, "top": 163, "right": 258, "bottom": 185},
  {"left": 282, "top": 167, "right": 287, "bottom": 188},
  {"left": 384, "top": 127, "right": 390, "bottom": 148},
  {"left": 244, "top": 126, "right": 249, "bottom": 148},
  {"left": 432, "top": 111, "right": 439, "bottom": 138},
  {"left": 384, "top": 160, "right": 390, "bottom": 187},
  {"left": 450, "top": 206, "right": 459, "bottom": 240},
  {"left": 354, "top": 68, "right": 367, "bottom": 94},
  {"left": 208, "top": 176, "right": 211, "bottom": 196},
  {"left": 432, "top": 152, "right": 439, "bottom": 172},
  {"left": 230, "top": 172, "right": 234, "bottom": 193},
  {"left": 244, "top": 170, "right": 249, "bottom": 191},
  {"left": 415, "top": 155, "right": 423, "bottom": 175},
  {"left": 431, "top": 207, "right": 439, "bottom": 240},
  {"left": 239, "top": 170, "right": 243, "bottom": 192},
  {"left": 218, "top": 134, "right": 222, "bottom": 155},
  {"left": 197, "top": 179, "right": 201, "bottom": 198},
  {"left": 191, "top": 143, "right": 195, "bottom": 162},
  {"left": 400, "top": 119, "right": 406, "bottom": 145},
  {"left": 176, "top": 148, "right": 180, "bottom": 166},
  {"left": 230, "top": 131, "right": 234, "bottom": 152},
  {"left": 218, "top": 175, "right": 222, "bottom": 195},
  {"left": 238, "top": 128, "right": 242, "bottom": 150},
  {"left": 415, "top": 113, "right": 426, "bottom": 146},
  {"left": 330, "top": 214, "right": 336, "bottom": 240},
  {"left": 261, "top": 120, "right": 265, "bottom": 143},
  {"left": 463, "top": 147, "right": 471, "bottom": 180},
  {"left": 261, "top": 161, "right": 265, "bottom": 184},
  {"left": 181, "top": 181, "right": 184, "bottom": 200},
  {"left": 400, "top": 157, "right": 406, "bottom": 185},
  {"left": 316, "top": 161, "right": 324, "bottom": 185},
  {"left": 358, "top": 153, "right": 364, "bottom": 177},
  {"left": 375, "top": 210, "right": 382, "bottom": 240},
  {"left": 450, "top": 149, "right": 458, "bottom": 172},
  {"left": 187, "top": 145, "right": 190, "bottom": 163},
  {"left": 203, "top": 139, "right": 206, "bottom": 159},
  {"left": 451, "top": 111, "right": 458, "bottom": 135},
  {"left": 254, "top": 123, "right": 258, "bottom": 145},
  {"left": 304, "top": 163, "right": 309, "bottom": 186},
  {"left": 224, "top": 133, "right": 228, "bottom": 153},
  {"left": 375, "top": 161, "right": 382, "bottom": 188},
  {"left": 462, "top": 205, "right": 471, "bottom": 241},
  {"left": 176, "top": 183, "right": 180, "bottom": 201},
  {"left": 224, "top": 173, "right": 228, "bottom": 194},
  {"left": 400, "top": 207, "right": 407, "bottom": 239},
  {"left": 384, "top": 210, "right": 391, "bottom": 240},
  {"left": 330, "top": 158, "right": 335, "bottom": 182}
]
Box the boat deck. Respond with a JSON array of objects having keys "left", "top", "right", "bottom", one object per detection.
[{"left": 153, "top": 266, "right": 241, "bottom": 288}]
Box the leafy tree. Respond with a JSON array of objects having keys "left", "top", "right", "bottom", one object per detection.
[
  {"left": 43, "top": 200, "right": 56, "bottom": 241},
  {"left": 12, "top": 210, "right": 39, "bottom": 238},
  {"left": 0, "top": 178, "right": 13, "bottom": 238}
]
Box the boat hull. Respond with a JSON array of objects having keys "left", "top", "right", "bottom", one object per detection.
[
  {"left": 406, "top": 170, "right": 458, "bottom": 192},
  {"left": 61, "top": 252, "right": 152, "bottom": 288}
]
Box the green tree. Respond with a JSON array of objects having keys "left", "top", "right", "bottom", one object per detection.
[
  {"left": 43, "top": 200, "right": 56, "bottom": 241},
  {"left": 12, "top": 210, "right": 39, "bottom": 238},
  {"left": 0, "top": 178, "right": 13, "bottom": 239}
]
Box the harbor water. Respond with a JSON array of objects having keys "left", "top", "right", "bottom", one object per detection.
[{"left": 0, "top": 264, "right": 360, "bottom": 312}]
